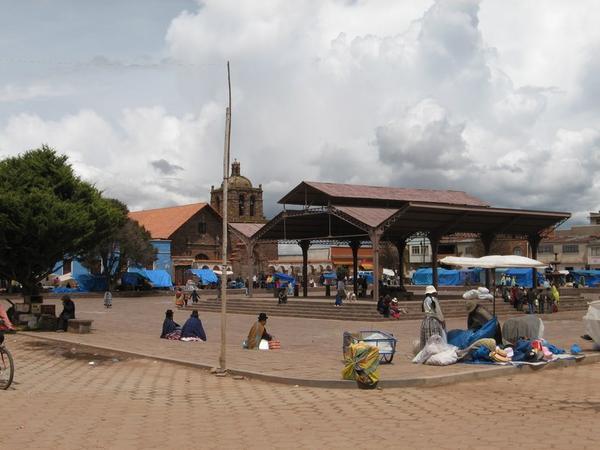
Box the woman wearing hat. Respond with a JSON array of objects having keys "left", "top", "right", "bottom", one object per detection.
[
  {"left": 419, "top": 286, "right": 446, "bottom": 350},
  {"left": 245, "top": 312, "right": 273, "bottom": 349}
]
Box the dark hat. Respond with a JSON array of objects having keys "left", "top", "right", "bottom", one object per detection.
[
  {"left": 258, "top": 312, "right": 268, "bottom": 321},
  {"left": 166, "top": 309, "right": 174, "bottom": 317},
  {"left": 191, "top": 310, "right": 199, "bottom": 318}
]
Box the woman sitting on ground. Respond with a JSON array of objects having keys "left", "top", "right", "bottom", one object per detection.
[
  {"left": 245, "top": 312, "right": 272, "bottom": 349},
  {"left": 180, "top": 310, "right": 207, "bottom": 341},
  {"left": 389, "top": 298, "right": 407, "bottom": 320},
  {"left": 160, "top": 309, "right": 181, "bottom": 340}
]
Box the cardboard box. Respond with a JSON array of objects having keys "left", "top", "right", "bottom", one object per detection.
[
  {"left": 18, "top": 313, "right": 34, "bottom": 324},
  {"left": 31, "top": 304, "right": 42, "bottom": 314},
  {"left": 40, "top": 304, "right": 55, "bottom": 316}
]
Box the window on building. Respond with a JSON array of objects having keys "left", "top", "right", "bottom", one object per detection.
[
  {"left": 539, "top": 244, "right": 554, "bottom": 253},
  {"left": 411, "top": 246, "right": 420, "bottom": 255},
  {"left": 249, "top": 195, "right": 255, "bottom": 216},
  {"left": 239, "top": 194, "right": 245, "bottom": 216},
  {"left": 215, "top": 196, "right": 221, "bottom": 213},
  {"left": 562, "top": 244, "right": 579, "bottom": 253},
  {"left": 63, "top": 258, "right": 72, "bottom": 274},
  {"left": 464, "top": 246, "right": 475, "bottom": 256},
  {"left": 438, "top": 244, "right": 455, "bottom": 254},
  {"left": 513, "top": 247, "right": 523, "bottom": 256},
  {"left": 591, "top": 246, "right": 600, "bottom": 256},
  {"left": 195, "top": 253, "right": 209, "bottom": 260},
  {"left": 197, "top": 220, "right": 207, "bottom": 234}
]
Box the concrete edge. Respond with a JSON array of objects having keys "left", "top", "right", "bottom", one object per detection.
[{"left": 18, "top": 332, "right": 600, "bottom": 389}]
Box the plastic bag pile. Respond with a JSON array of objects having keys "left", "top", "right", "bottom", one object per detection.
[{"left": 463, "top": 286, "right": 493, "bottom": 301}]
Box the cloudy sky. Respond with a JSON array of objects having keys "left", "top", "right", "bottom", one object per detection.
[{"left": 1, "top": 0, "right": 599, "bottom": 224}]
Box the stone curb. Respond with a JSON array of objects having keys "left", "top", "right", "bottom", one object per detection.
[{"left": 19, "top": 332, "right": 600, "bottom": 389}]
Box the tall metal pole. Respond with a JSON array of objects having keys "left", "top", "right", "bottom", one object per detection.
[{"left": 219, "top": 61, "right": 232, "bottom": 372}]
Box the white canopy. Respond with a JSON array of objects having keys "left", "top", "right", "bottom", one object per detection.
[
  {"left": 440, "top": 255, "right": 547, "bottom": 269},
  {"left": 382, "top": 268, "right": 395, "bottom": 277},
  {"left": 213, "top": 270, "right": 234, "bottom": 276}
]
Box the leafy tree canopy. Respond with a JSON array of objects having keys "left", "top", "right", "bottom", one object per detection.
[
  {"left": 0, "top": 146, "right": 126, "bottom": 295},
  {"left": 80, "top": 202, "right": 157, "bottom": 291}
]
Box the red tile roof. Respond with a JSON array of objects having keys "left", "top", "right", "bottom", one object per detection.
[{"left": 129, "top": 203, "right": 211, "bottom": 239}]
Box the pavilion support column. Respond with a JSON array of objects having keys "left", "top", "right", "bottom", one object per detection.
[
  {"left": 528, "top": 234, "right": 542, "bottom": 288},
  {"left": 429, "top": 233, "right": 440, "bottom": 290},
  {"left": 299, "top": 240, "right": 310, "bottom": 297},
  {"left": 369, "top": 228, "right": 383, "bottom": 301},
  {"left": 394, "top": 239, "right": 407, "bottom": 290},
  {"left": 480, "top": 232, "right": 496, "bottom": 290},
  {"left": 349, "top": 239, "right": 361, "bottom": 295},
  {"left": 246, "top": 241, "right": 255, "bottom": 298}
]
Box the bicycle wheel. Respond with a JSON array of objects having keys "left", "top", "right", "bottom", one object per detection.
[{"left": 0, "top": 346, "right": 14, "bottom": 390}]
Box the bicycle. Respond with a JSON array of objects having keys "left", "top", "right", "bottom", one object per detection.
[
  {"left": 0, "top": 339, "right": 14, "bottom": 390},
  {"left": 0, "top": 298, "right": 16, "bottom": 389}
]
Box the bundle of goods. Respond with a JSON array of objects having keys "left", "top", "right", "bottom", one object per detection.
[
  {"left": 268, "top": 340, "right": 281, "bottom": 350},
  {"left": 462, "top": 287, "right": 493, "bottom": 301},
  {"left": 341, "top": 342, "right": 380, "bottom": 389},
  {"left": 583, "top": 300, "right": 600, "bottom": 347}
]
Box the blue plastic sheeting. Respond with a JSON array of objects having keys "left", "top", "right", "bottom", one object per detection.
[
  {"left": 189, "top": 268, "right": 218, "bottom": 285},
  {"left": 128, "top": 268, "right": 173, "bottom": 288},
  {"left": 121, "top": 271, "right": 149, "bottom": 287},
  {"left": 447, "top": 317, "right": 499, "bottom": 349},
  {"left": 570, "top": 270, "right": 600, "bottom": 287},
  {"left": 273, "top": 272, "right": 296, "bottom": 285},
  {"left": 75, "top": 274, "right": 108, "bottom": 292},
  {"left": 411, "top": 268, "right": 479, "bottom": 286},
  {"left": 357, "top": 271, "right": 374, "bottom": 284},
  {"left": 496, "top": 268, "right": 545, "bottom": 288},
  {"left": 322, "top": 272, "right": 337, "bottom": 280},
  {"left": 52, "top": 287, "right": 85, "bottom": 294}
]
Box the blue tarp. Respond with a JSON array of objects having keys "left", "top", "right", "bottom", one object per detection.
[
  {"left": 75, "top": 274, "right": 108, "bottom": 292},
  {"left": 121, "top": 271, "right": 149, "bottom": 287},
  {"left": 496, "top": 268, "right": 545, "bottom": 288},
  {"left": 322, "top": 272, "right": 337, "bottom": 280},
  {"left": 447, "top": 317, "right": 499, "bottom": 349},
  {"left": 189, "top": 268, "right": 218, "bottom": 285},
  {"left": 273, "top": 272, "right": 296, "bottom": 286},
  {"left": 128, "top": 268, "right": 173, "bottom": 288},
  {"left": 357, "top": 271, "right": 374, "bottom": 284},
  {"left": 411, "top": 268, "right": 479, "bottom": 286},
  {"left": 570, "top": 270, "right": 600, "bottom": 287}
]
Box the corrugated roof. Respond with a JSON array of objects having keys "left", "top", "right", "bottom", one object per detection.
[
  {"left": 129, "top": 203, "right": 210, "bottom": 239},
  {"left": 229, "top": 222, "right": 264, "bottom": 239},
  {"left": 333, "top": 206, "right": 399, "bottom": 228},
  {"left": 280, "top": 181, "right": 489, "bottom": 206}
]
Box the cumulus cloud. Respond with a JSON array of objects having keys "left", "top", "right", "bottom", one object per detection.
[{"left": 1, "top": 0, "right": 600, "bottom": 222}]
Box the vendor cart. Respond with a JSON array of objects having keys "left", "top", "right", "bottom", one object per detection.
[{"left": 343, "top": 330, "right": 397, "bottom": 363}]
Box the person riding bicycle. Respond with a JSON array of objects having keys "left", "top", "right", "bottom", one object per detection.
[{"left": 0, "top": 304, "right": 15, "bottom": 345}]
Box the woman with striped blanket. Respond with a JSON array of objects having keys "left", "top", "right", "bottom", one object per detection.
[{"left": 419, "top": 285, "right": 446, "bottom": 350}]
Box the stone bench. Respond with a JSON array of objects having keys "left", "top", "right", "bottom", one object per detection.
[{"left": 67, "top": 319, "right": 93, "bottom": 334}]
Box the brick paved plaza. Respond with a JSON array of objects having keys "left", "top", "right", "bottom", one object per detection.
[
  {"left": 1, "top": 332, "right": 599, "bottom": 449},
  {"left": 16, "top": 295, "right": 600, "bottom": 385}
]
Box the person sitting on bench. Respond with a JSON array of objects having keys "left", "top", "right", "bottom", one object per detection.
[{"left": 56, "top": 295, "right": 75, "bottom": 332}]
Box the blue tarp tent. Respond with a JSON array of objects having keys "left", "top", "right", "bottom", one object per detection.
[
  {"left": 411, "top": 268, "right": 476, "bottom": 286},
  {"left": 128, "top": 268, "right": 173, "bottom": 288},
  {"left": 496, "top": 268, "right": 545, "bottom": 288},
  {"left": 189, "top": 268, "right": 218, "bottom": 285},
  {"left": 273, "top": 272, "right": 296, "bottom": 286},
  {"left": 570, "top": 270, "right": 600, "bottom": 287},
  {"left": 121, "top": 271, "right": 149, "bottom": 288},
  {"left": 75, "top": 274, "right": 107, "bottom": 292},
  {"left": 357, "top": 271, "right": 374, "bottom": 284}
]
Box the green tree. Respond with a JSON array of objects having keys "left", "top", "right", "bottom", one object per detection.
[
  {"left": 0, "top": 146, "right": 124, "bottom": 300},
  {"left": 81, "top": 202, "right": 157, "bottom": 291}
]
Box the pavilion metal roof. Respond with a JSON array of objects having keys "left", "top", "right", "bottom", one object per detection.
[
  {"left": 279, "top": 181, "right": 489, "bottom": 208},
  {"left": 250, "top": 203, "right": 570, "bottom": 243}
]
